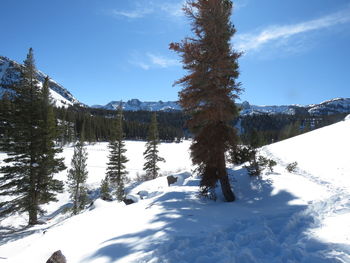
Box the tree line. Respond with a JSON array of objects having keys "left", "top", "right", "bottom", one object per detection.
[
  {"left": 54, "top": 106, "right": 186, "bottom": 144},
  {"left": 0, "top": 49, "right": 166, "bottom": 224}
]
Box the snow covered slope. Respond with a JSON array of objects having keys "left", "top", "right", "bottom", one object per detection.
[
  {"left": 1, "top": 119, "right": 350, "bottom": 262},
  {"left": 0, "top": 56, "right": 82, "bottom": 108}
]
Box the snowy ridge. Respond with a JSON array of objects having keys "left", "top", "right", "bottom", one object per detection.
[
  {"left": 1, "top": 119, "right": 350, "bottom": 262},
  {"left": 92, "top": 99, "right": 181, "bottom": 112},
  {"left": 0, "top": 56, "right": 83, "bottom": 108},
  {"left": 93, "top": 98, "right": 350, "bottom": 115}
]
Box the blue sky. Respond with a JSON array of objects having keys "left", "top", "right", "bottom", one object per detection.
[{"left": 1, "top": 0, "right": 349, "bottom": 106}]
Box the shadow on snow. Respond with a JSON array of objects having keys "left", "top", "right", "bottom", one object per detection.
[{"left": 85, "top": 169, "right": 349, "bottom": 263}]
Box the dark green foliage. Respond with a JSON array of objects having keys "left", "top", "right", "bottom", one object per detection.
[
  {"left": 37, "top": 77, "right": 66, "bottom": 205},
  {"left": 106, "top": 106, "right": 128, "bottom": 201},
  {"left": 67, "top": 140, "right": 89, "bottom": 214},
  {"left": 286, "top": 162, "right": 298, "bottom": 173},
  {"left": 0, "top": 49, "right": 65, "bottom": 225},
  {"left": 100, "top": 177, "right": 112, "bottom": 201},
  {"left": 54, "top": 106, "right": 186, "bottom": 144},
  {"left": 143, "top": 113, "right": 165, "bottom": 180},
  {"left": 268, "top": 159, "right": 277, "bottom": 172},
  {"left": 229, "top": 145, "right": 256, "bottom": 165},
  {"left": 245, "top": 155, "right": 276, "bottom": 176}
]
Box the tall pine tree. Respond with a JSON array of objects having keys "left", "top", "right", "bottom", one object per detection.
[
  {"left": 0, "top": 49, "right": 65, "bottom": 224},
  {"left": 106, "top": 106, "right": 128, "bottom": 201},
  {"left": 37, "top": 77, "right": 66, "bottom": 205},
  {"left": 67, "top": 140, "right": 89, "bottom": 215},
  {"left": 170, "top": 0, "right": 241, "bottom": 201},
  {"left": 143, "top": 113, "right": 165, "bottom": 180}
]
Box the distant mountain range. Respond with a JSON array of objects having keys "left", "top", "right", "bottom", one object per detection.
[
  {"left": 1, "top": 55, "right": 349, "bottom": 116},
  {"left": 93, "top": 98, "right": 350, "bottom": 116},
  {"left": 0, "top": 56, "right": 82, "bottom": 107},
  {"left": 91, "top": 99, "right": 181, "bottom": 112}
]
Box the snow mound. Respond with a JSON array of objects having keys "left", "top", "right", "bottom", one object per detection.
[{"left": 345, "top": 114, "right": 350, "bottom": 121}]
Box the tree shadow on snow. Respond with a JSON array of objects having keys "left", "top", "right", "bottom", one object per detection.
[
  {"left": 0, "top": 202, "right": 72, "bottom": 246},
  {"left": 85, "top": 169, "right": 349, "bottom": 263}
]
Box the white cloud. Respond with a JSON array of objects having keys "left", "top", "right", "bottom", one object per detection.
[
  {"left": 112, "top": 8, "right": 153, "bottom": 19},
  {"left": 159, "top": 1, "right": 186, "bottom": 17},
  {"left": 235, "top": 7, "right": 350, "bottom": 53},
  {"left": 129, "top": 52, "right": 179, "bottom": 70},
  {"left": 129, "top": 52, "right": 180, "bottom": 70},
  {"left": 111, "top": 0, "right": 185, "bottom": 20},
  {"left": 147, "top": 53, "right": 179, "bottom": 68}
]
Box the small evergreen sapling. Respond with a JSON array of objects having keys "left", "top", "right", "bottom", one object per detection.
[
  {"left": 106, "top": 106, "right": 128, "bottom": 201},
  {"left": 100, "top": 176, "right": 112, "bottom": 201},
  {"left": 268, "top": 159, "right": 277, "bottom": 173},
  {"left": 67, "top": 140, "right": 89, "bottom": 215},
  {"left": 143, "top": 113, "right": 165, "bottom": 180},
  {"left": 286, "top": 162, "right": 298, "bottom": 173}
]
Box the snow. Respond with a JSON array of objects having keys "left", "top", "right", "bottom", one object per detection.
[
  {"left": 49, "top": 88, "right": 74, "bottom": 108},
  {"left": 1, "top": 120, "right": 350, "bottom": 262},
  {"left": 0, "top": 59, "right": 10, "bottom": 82}
]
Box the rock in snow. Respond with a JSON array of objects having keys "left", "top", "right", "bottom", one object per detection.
[{"left": 46, "top": 250, "right": 66, "bottom": 263}]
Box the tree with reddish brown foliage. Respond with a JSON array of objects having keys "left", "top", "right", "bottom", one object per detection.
[{"left": 170, "top": 0, "right": 242, "bottom": 201}]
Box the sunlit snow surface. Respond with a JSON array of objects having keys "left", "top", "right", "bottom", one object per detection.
[{"left": 1, "top": 119, "right": 350, "bottom": 262}]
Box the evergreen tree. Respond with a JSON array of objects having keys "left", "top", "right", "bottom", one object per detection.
[
  {"left": 143, "top": 113, "right": 165, "bottom": 180},
  {"left": 36, "top": 77, "right": 65, "bottom": 205},
  {"left": 0, "top": 48, "right": 64, "bottom": 224},
  {"left": 67, "top": 140, "right": 89, "bottom": 214},
  {"left": 106, "top": 106, "right": 128, "bottom": 201},
  {"left": 170, "top": 0, "right": 241, "bottom": 201},
  {"left": 100, "top": 176, "right": 112, "bottom": 201},
  {"left": 37, "top": 77, "right": 66, "bottom": 206}
]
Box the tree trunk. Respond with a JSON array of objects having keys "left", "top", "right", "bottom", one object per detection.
[
  {"left": 28, "top": 193, "right": 38, "bottom": 225},
  {"left": 218, "top": 152, "right": 235, "bottom": 202}
]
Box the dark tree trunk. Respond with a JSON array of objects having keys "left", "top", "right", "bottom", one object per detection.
[
  {"left": 29, "top": 193, "right": 38, "bottom": 225},
  {"left": 218, "top": 152, "right": 235, "bottom": 202}
]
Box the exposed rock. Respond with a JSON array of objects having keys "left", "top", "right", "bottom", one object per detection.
[
  {"left": 123, "top": 198, "right": 135, "bottom": 205},
  {"left": 167, "top": 175, "right": 178, "bottom": 186},
  {"left": 46, "top": 250, "right": 66, "bottom": 263}
]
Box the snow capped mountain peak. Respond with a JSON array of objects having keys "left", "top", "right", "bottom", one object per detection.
[
  {"left": 0, "top": 56, "right": 83, "bottom": 108},
  {"left": 92, "top": 99, "right": 181, "bottom": 112}
]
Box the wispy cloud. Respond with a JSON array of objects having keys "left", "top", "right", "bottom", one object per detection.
[
  {"left": 235, "top": 7, "right": 350, "bottom": 53},
  {"left": 147, "top": 53, "right": 179, "bottom": 68},
  {"left": 233, "top": 0, "right": 249, "bottom": 11},
  {"left": 111, "top": 0, "right": 185, "bottom": 20},
  {"left": 129, "top": 52, "right": 179, "bottom": 70},
  {"left": 112, "top": 8, "right": 153, "bottom": 19}
]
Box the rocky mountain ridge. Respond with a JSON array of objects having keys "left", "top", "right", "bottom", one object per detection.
[
  {"left": 93, "top": 97, "right": 350, "bottom": 116},
  {"left": 0, "top": 56, "right": 82, "bottom": 108}
]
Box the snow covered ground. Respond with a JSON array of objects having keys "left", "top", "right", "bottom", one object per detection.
[{"left": 0, "top": 118, "right": 350, "bottom": 262}]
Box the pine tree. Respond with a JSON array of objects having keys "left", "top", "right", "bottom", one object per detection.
[
  {"left": 67, "top": 140, "right": 89, "bottom": 214},
  {"left": 0, "top": 48, "right": 64, "bottom": 224},
  {"left": 37, "top": 77, "right": 66, "bottom": 205},
  {"left": 170, "top": 0, "right": 241, "bottom": 201},
  {"left": 100, "top": 176, "right": 112, "bottom": 201},
  {"left": 143, "top": 113, "right": 165, "bottom": 180},
  {"left": 106, "top": 106, "right": 128, "bottom": 201}
]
